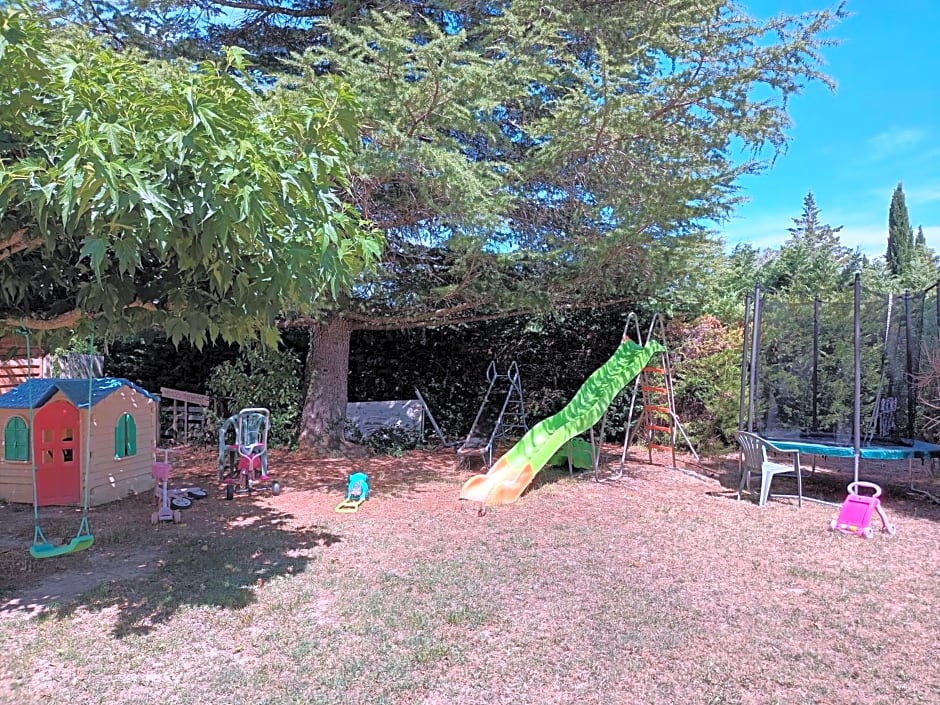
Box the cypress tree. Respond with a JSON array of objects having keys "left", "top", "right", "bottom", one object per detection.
[{"left": 886, "top": 183, "right": 914, "bottom": 277}]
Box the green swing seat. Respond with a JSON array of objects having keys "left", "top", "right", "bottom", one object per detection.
[
  {"left": 30, "top": 516, "right": 94, "bottom": 559},
  {"left": 30, "top": 534, "right": 95, "bottom": 559}
]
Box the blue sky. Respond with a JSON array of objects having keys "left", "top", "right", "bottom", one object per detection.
[{"left": 723, "top": 1, "right": 940, "bottom": 258}]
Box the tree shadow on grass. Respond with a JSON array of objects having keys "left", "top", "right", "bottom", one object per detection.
[
  {"left": 255, "top": 446, "right": 468, "bottom": 501},
  {"left": 0, "top": 493, "right": 341, "bottom": 637}
]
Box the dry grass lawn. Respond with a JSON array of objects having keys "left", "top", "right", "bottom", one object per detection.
[{"left": 0, "top": 444, "right": 938, "bottom": 705}]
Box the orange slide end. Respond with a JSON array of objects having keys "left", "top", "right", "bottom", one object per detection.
[{"left": 459, "top": 461, "right": 537, "bottom": 506}]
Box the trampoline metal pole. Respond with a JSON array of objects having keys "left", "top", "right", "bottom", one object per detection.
[
  {"left": 748, "top": 283, "right": 763, "bottom": 433},
  {"left": 905, "top": 290, "right": 915, "bottom": 438},
  {"left": 739, "top": 291, "right": 752, "bottom": 433},
  {"left": 853, "top": 272, "right": 861, "bottom": 485},
  {"left": 813, "top": 294, "right": 820, "bottom": 434},
  {"left": 936, "top": 278, "right": 940, "bottom": 343}
]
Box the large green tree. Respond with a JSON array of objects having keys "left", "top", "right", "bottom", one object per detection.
[
  {"left": 38, "top": 1, "right": 846, "bottom": 448},
  {"left": 761, "top": 191, "right": 858, "bottom": 297},
  {"left": 0, "top": 8, "right": 380, "bottom": 346},
  {"left": 886, "top": 182, "right": 914, "bottom": 278},
  {"left": 885, "top": 184, "right": 937, "bottom": 288}
]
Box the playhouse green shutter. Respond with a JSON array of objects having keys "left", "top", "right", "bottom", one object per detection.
[
  {"left": 4, "top": 416, "right": 28, "bottom": 461},
  {"left": 115, "top": 413, "right": 137, "bottom": 458},
  {"left": 125, "top": 414, "right": 137, "bottom": 455},
  {"left": 115, "top": 416, "right": 125, "bottom": 457}
]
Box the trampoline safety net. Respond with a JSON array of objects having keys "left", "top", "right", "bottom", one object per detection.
[{"left": 742, "top": 278, "right": 940, "bottom": 445}]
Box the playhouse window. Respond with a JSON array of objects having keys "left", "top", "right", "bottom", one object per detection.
[
  {"left": 3, "top": 416, "right": 29, "bottom": 462},
  {"left": 114, "top": 413, "right": 137, "bottom": 458}
]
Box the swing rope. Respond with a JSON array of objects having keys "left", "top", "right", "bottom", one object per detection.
[
  {"left": 21, "top": 326, "right": 49, "bottom": 550},
  {"left": 74, "top": 335, "right": 95, "bottom": 540},
  {"left": 22, "top": 327, "right": 95, "bottom": 559}
]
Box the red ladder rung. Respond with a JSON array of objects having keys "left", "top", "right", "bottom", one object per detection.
[
  {"left": 641, "top": 386, "right": 668, "bottom": 394},
  {"left": 646, "top": 424, "right": 672, "bottom": 433},
  {"left": 643, "top": 366, "right": 666, "bottom": 374},
  {"left": 645, "top": 405, "right": 671, "bottom": 415}
]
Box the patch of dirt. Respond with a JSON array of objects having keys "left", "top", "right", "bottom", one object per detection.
[{"left": 0, "top": 444, "right": 473, "bottom": 614}]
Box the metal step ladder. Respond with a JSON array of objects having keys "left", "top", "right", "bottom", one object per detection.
[{"left": 456, "top": 361, "right": 528, "bottom": 468}]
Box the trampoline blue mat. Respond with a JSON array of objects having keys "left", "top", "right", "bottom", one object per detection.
[{"left": 763, "top": 436, "right": 940, "bottom": 460}]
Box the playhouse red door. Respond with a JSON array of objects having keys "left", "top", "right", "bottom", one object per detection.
[{"left": 33, "top": 401, "right": 81, "bottom": 506}]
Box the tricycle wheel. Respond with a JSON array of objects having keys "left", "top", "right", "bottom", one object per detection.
[
  {"left": 225, "top": 483, "right": 235, "bottom": 501},
  {"left": 170, "top": 496, "right": 192, "bottom": 510}
]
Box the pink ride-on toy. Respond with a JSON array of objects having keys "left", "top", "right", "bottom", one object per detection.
[
  {"left": 829, "top": 481, "right": 897, "bottom": 538},
  {"left": 151, "top": 447, "right": 208, "bottom": 524}
]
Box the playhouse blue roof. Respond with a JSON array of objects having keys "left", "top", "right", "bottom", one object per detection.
[{"left": 0, "top": 378, "right": 159, "bottom": 410}]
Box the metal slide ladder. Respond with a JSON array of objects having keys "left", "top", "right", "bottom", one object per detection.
[
  {"left": 456, "top": 361, "right": 528, "bottom": 468},
  {"left": 620, "top": 314, "right": 698, "bottom": 472}
]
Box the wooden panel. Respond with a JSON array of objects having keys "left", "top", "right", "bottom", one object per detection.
[
  {"left": 0, "top": 359, "right": 45, "bottom": 395},
  {"left": 0, "top": 335, "right": 47, "bottom": 357},
  {"left": 0, "top": 335, "right": 47, "bottom": 395},
  {"left": 160, "top": 387, "right": 211, "bottom": 406}
]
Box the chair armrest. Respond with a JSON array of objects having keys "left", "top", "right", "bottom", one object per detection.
[{"left": 761, "top": 441, "right": 801, "bottom": 471}]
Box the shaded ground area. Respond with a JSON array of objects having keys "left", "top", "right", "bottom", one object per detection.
[{"left": 0, "top": 444, "right": 938, "bottom": 704}]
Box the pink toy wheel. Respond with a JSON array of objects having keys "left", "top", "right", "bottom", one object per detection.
[
  {"left": 170, "top": 495, "right": 192, "bottom": 510},
  {"left": 884, "top": 524, "right": 897, "bottom": 537},
  {"left": 862, "top": 526, "right": 874, "bottom": 539},
  {"left": 828, "top": 519, "right": 837, "bottom": 531}
]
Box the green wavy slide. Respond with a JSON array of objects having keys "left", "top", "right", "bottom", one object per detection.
[{"left": 460, "top": 338, "right": 663, "bottom": 506}]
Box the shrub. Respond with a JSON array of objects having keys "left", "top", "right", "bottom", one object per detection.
[
  {"left": 667, "top": 315, "right": 744, "bottom": 453},
  {"left": 207, "top": 346, "right": 303, "bottom": 448}
]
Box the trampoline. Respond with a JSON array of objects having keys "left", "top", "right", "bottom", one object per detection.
[
  {"left": 740, "top": 272, "right": 940, "bottom": 487},
  {"left": 763, "top": 435, "right": 940, "bottom": 461}
]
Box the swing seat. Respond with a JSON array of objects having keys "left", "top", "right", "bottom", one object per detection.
[{"left": 30, "top": 534, "right": 95, "bottom": 559}]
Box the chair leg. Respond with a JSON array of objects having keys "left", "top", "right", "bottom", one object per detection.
[
  {"left": 759, "top": 471, "right": 772, "bottom": 507},
  {"left": 738, "top": 467, "right": 750, "bottom": 500}
]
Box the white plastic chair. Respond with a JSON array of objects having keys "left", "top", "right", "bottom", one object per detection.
[{"left": 736, "top": 431, "right": 803, "bottom": 508}]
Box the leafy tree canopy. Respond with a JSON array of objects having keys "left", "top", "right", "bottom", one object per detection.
[
  {"left": 760, "top": 191, "right": 861, "bottom": 298},
  {"left": 36, "top": 1, "right": 848, "bottom": 326},
  {"left": 30, "top": 0, "right": 848, "bottom": 446},
  {"left": 0, "top": 7, "right": 381, "bottom": 346}
]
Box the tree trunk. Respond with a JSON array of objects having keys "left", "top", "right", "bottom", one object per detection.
[{"left": 299, "top": 315, "right": 352, "bottom": 449}]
